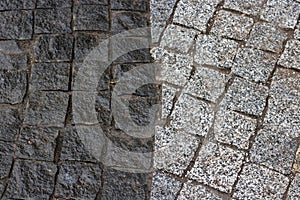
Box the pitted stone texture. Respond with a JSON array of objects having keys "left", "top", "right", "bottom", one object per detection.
[
  {"left": 16, "top": 127, "right": 58, "bottom": 161},
  {"left": 195, "top": 34, "right": 239, "bottom": 68},
  {"left": 34, "top": 34, "right": 73, "bottom": 62},
  {"left": 278, "top": 40, "right": 300, "bottom": 70},
  {"left": 178, "top": 181, "right": 223, "bottom": 200},
  {"left": 154, "top": 126, "right": 200, "bottom": 175},
  {"left": 37, "top": 0, "right": 72, "bottom": 8},
  {"left": 160, "top": 24, "right": 196, "bottom": 54},
  {"left": 170, "top": 94, "right": 214, "bottom": 136},
  {"left": 223, "top": 0, "right": 264, "bottom": 15},
  {"left": 150, "top": 0, "right": 176, "bottom": 43},
  {"left": 211, "top": 10, "right": 254, "bottom": 40},
  {"left": 293, "top": 147, "right": 300, "bottom": 173},
  {"left": 55, "top": 162, "right": 101, "bottom": 199},
  {"left": 76, "top": 0, "right": 108, "bottom": 4},
  {"left": 221, "top": 77, "right": 269, "bottom": 116},
  {"left": 111, "top": 0, "right": 147, "bottom": 11},
  {"left": 261, "top": 0, "right": 300, "bottom": 29},
  {"left": 0, "top": 53, "right": 27, "bottom": 70},
  {"left": 34, "top": 8, "right": 72, "bottom": 34},
  {"left": 0, "top": 155, "right": 13, "bottom": 179},
  {"left": 173, "top": 0, "right": 221, "bottom": 31},
  {"left": 183, "top": 67, "right": 228, "bottom": 103},
  {"left": 187, "top": 142, "right": 245, "bottom": 193},
  {"left": 214, "top": 109, "right": 256, "bottom": 149},
  {"left": 232, "top": 48, "right": 277, "bottom": 83},
  {"left": 0, "top": 11, "right": 33, "bottom": 40},
  {"left": 247, "top": 22, "right": 288, "bottom": 53},
  {"left": 5, "top": 160, "right": 57, "bottom": 199},
  {"left": 233, "top": 164, "right": 289, "bottom": 199},
  {"left": 24, "top": 92, "right": 69, "bottom": 127},
  {"left": 150, "top": 172, "right": 181, "bottom": 200},
  {"left": 0, "top": 108, "right": 20, "bottom": 142},
  {"left": 295, "top": 24, "right": 300, "bottom": 39},
  {"left": 151, "top": 48, "right": 193, "bottom": 86},
  {"left": 30, "top": 63, "right": 70, "bottom": 91},
  {"left": 0, "top": 140, "right": 14, "bottom": 156},
  {"left": 161, "top": 84, "right": 178, "bottom": 119},
  {"left": 250, "top": 128, "right": 298, "bottom": 174},
  {"left": 287, "top": 174, "right": 300, "bottom": 199},
  {"left": 0, "top": 70, "right": 27, "bottom": 104},
  {"left": 74, "top": 5, "right": 109, "bottom": 31},
  {"left": 0, "top": 0, "right": 35, "bottom": 10}
]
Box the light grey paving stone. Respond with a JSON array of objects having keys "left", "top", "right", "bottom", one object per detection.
[
  {"left": 154, "top": 126, "right": 200, "bottom": 176},
  {"left": 211, "top": 10, "right": 254, "bottom": 41},
  {"left": 161, "top": 84, "right": 178, "bottom": 119},
  {"left": 151, "top": 48, "right": 193, "bottom": 86},
  {"left": 37, "top": 0, "right": 72, "bottom": 8},
  {"left": 247, "top": 22, "right": 288, "bottom": 53},
  {"left": 150, "top": 172, "right": 181, "bottom": 200},
  {"left": 160, "top": 24, "right": 197, "bottom": 54},
  {"left": 214, "top": 108, "right": 256, "bottom": 149},
  {"left": 287, "top": 174, "right": 300, "bottom": 200},
  {"left": 293, "top": 146, "right": 300, "bottom": 173},
  {"left": 221, "top": 77, "right": 269, "bottom": 116},
  {"left": 0, "top": 53, "right": 27, "bottom": 70},
  {"left": 233, "top": 164, "right": 290, "bottom": 199},
  {"left": 173, "top": 0, "right": 221, "bottom": 32},
  {"left": 170, "top": 94, "right": 214, "bottom": 136},
  {"left": 183, "top": 67, "right": 229, "bottom": 103},
  {"left": 278, "top": 39, "right": 300, "bottom": 70},
  {"left": 295, "top": 24, "right": 300, "bottom": 39},
  {"left": 187, "top": 142, "right": 245, "bottom": 193},
  {"left": 223, "top": 0, "right": 264, "bottom": 15},
  {"left": 232, "top": 47, "right": 277, "bottom": 83},
  {"left": 250, "top": 128, "right": 298, "bottom": 174},
  {"left": 261, "top": 0, "right": 300, "bottom": 29},
  {"left": 150, "top": 0, "right": 176, "bottom": 43},
  {"left": 178, "top": 181, "right": 223, "bottom": 200},
  {"left": 195, "top": 34, "right": 239, "bottom": 68}
]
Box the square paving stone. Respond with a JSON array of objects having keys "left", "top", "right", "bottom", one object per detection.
[
  {"left": 30, "top": 62, "right": 70, "bottom": 91},
  {"left": 74, "top": 4, "right": 109, "bottom": 31},
  {"left": 111, "top": 0, "right": 147, "bottom": 11},
  {"left": 0, "top": 108, "right": 20, "bottom": 141},
  {"left": 233, "top": 164, "right": 289, "bottom": 199},
  {"left": 183, "top": 67, "right": 229, "bottom": 103},
  {"left": 24, "top": 92, "right": 69, "bottom": 127},
  {"left": 161, "top": 84, "right": 178, "bottom": 119},
  {"left": 287, "top": 174, "right": 300, "bottom": 199},
  {"left": 55, "top": 162, "right": 101, "bottom": 199},
  {"left": 0, "top": 70, "right": 27, "bottom": 104},
  {"left": 250, "top": 128, "right": 298, "bottom": 174},
  {"left": 211, "top": 10, "right": 254, "bottom": 41},
  {"left": 223, "top": 0, "right": 264, "bottom": 15},
  {"left": 178, "top": 181, "right": 223, "bottom": 200},
  {"left": 0, "top": 10, "right": 33, "bottom": 40},
  {"left": 160, "top": 24, "right": 197, "bottom": 54},
  {"left": 0, "top": 52, "right": 28, "bottom": 70},
  {"left": 261, "top": 0, "right": 300, "bottom": 29},
  {"left": 34, "top": 8, "right": 72, "bottom": 34},
  {"left": 247, "top": 22, "right": 288, "bottom": 53},
  {"left": 170, "top": 94, "right": 214, "bottom": 136},
  {"left": 151, "top": 48, "right": 193, "bottom": 86},
  {"left": 150, "top": 172, "right": 181, "bottom": 200},
  {"left": 101, "top": 168, "right": 148, "bottom": 200},
  {"left": 278, "top": 39, "right": 300, "bottom": 70},
  {"left": 214, "top": 108, "right": 257, "bottom": 149},
  {"left": 0, "top": 140, "right": 14, "bottom": 156},
  {"left": 187, "top": 142, "right": 245, "bottom": 193},
  {"left": 173, "top": 0, "right": 221, "bottom": 32},
  {"left": 34, "top": 34, "right": 73, "bottom": 62},
  {"left": 0, "top": 0, "right": 35, "bottom": 10},
  {"left": 5, "top": 160, "right": 57, "bottom": 199},
  {"left": 37, "top": 0, "right": 72, "bottom": 8},
  {"left": 221, "top": 77, "right": 269, "bottom": 116},
  {"left": 16, "top": 127, "right": 59, "bottom": 161},
  {"left": 154, "top": 126, "right": 200, "bottom": 176},
  {"left": 232, "top": 47, "right": 277, "bottom": 83},
  {"left": 195, "top": 34, "right": 239, "bottom": 68},
  {"left": 0, "top": 155, "right": 13, "bottom": 179}
]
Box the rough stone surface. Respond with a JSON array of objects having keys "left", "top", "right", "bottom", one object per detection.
[
  {"left": 37, "top": 0, "right": 72, "bottom": 8},
  {"left": 187, "top": 142, "right": 245, "bottom": 193},
  {"left": 0, "top": 108, "right": 20, "bottom": 142},
  {"left": 233, "top": 164, "right": 290, "bottom": 199},
  {"left": 195, "top": 34, "right": 239, "bottom": 68},
  {"left": 24, "top": 92, "right": 69, "bottom": 127},
  {"left": 214, "top": 108, "right": 257, "bottom": 149},
  {"left": 278, "top": 39, "right": 300, "bottom": 70},
  {"left": 0, "top": 52, "right": 28, "bottom": 70},
  {"left": 232, "top": 47, "right": 277, "bottom": 83},
  {"left": 0, "top": 0, "right": 35, "bottom": 10},
  {"left": 211, "top": 10, "right": 254, "bottom": 40},
  {"left": 0, "top": 140, "right": 14, "bottom": 156},
  {"left": 183, "top": 67, "right": 229, "bottom": 102},
  {"left": 161, "top": 84, "right": 178, "bottom": 118},
  {"left": 287, "top": 174, "right": 300, "bottom": 199},
  {"left": 223, "top": 0, "right": 264, "bottom": 15},
  {"left": 170, "top": 94, "right": 214, "bottom": 136},
  {"left": 295, "top": 24, "right": 300, "bottom": 39},
  {"left": 0, "top": 155, "right": 13, "bottom": 179},
  {"left": 76, "top": 0, "right": 108, "bottom": 4},
  {"left": 111, "top": 0, "right": 147, "bottom": 11},
  {"left": 55, "top": 162, "right": 102, "bottom": 199}
]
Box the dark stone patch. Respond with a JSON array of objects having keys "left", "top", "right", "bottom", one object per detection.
[
  {"left": 111, "top": 0, "right": 147, "bottom": 11},
  {"left": 0, "top": 140, "right": 14, "bottom": 156},
  {"left": 0, "top": 108, "right": 20, "bottom": 142},
  {"left": 76, "top": 0, "right": 108, "bottom": 4},
  {"left": 0, "top": 0, "right": 35, "bottom": 10},
  {"left": 95, "top": 90, "right": 111, "bottom": 126},
  {"left": 0, "top": 53, "right": 28, "bottom": 70},
  {"left": 36, "top": 0, "right": 72, "bottom": 8},
  {"left": 0, "top": 155, "right": 13, "bottom": 179}
]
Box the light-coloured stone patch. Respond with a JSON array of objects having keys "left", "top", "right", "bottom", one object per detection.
[
  {"left": 223, "top": 0, "right": 265, "bottom": 15},
  {"left": 161, "top": 84, "right": 178, "bottom": 119},
  {"left": 287, "top": 174, "right": 300, "bottom": 199},
  {"left": 278, "top": 39, "right": 300, "bottom": 70}
]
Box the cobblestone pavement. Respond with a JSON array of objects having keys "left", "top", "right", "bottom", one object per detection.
[{"left": 0, "top": 0, "right": 299, "bottom": 199}]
